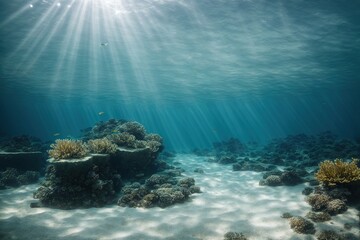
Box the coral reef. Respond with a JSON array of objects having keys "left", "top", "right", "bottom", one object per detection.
[
  {"left": 326, "top": 199, "right": 348, "bottom": 215},
  {"left": 306, "top": 194, "right": 332, "bottom": 211},
  {"left": 194, "top": 131, "right": 360, "bottom": 168},
  {"left": 260, "top": 132, "right": 360, "bottom": 167},
  {"left": 213, "top": 138, "right": 247, "bottom": 155},
  {"left": 34, "top": 155, "right": 122, "bottom": 209},
  {"left": 302, "top": 187, "right": 314, "bottom": 195},
  {"left": 87, "top": 138, "right": 117, "bottom": 154},
  {"left": 119, "top": 121, "right": 146, "bottom": 140},
  {"left": 315, "top": 230, "right": 344, "bottom": 240},
  {"left": 48, "top": 139, "right": 89, "bottom": 160},
  {"left": 315, "top": 159, "right": 360, "bottom": 186},
  {"left": 107, "top": 132, "right": 137, "bottom": 148},
  {"left": 232, "top": 160, "right": 269, "bottom": 172},
  {"left": 260, "top": 170, "right": 304, "bottom": 186},
  {"left": 281, "top": 212, "right": 293, "bottom": 219},
  {"left": 0, "top": 151, "right": 45, "bottom": 172},
  {"left": 33, "top": 118, "right": 184, "bottom": 209},
  {"left": 260, "top": 175, "right": 282, "bottom": 186},
  {"left": 223, "top": 232, "right": 248, "bottom": 240},
  {"left": 81, "top": 118, "right": 126, "bottom": 140},
  {"left": 306, "top": 193, "right": 348, "bottom": 216},
  {"left": 0, "top": 135, "right": 45, "bottom": 152},
  {"left": 118, "top": 173, "right": 200, "bottom": 208},
  {"left": 305, "top": 211, "right": 331, "bottom": 222},
  {"left": 289, "top": 216, "right": 316, "bottom": 234},
  {"left": 0, "top": 168, "right": 39, "bottom": 189}
]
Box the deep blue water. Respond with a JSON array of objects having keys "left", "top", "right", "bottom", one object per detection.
[{"left": 0, "top": 0, "right": 360, "bottom": 150}]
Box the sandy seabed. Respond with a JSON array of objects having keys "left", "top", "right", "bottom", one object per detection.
[{"left": 0, "top": 154, "right": 359, "bottom": 240}]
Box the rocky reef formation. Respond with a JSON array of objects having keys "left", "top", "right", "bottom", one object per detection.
[
  {"left": 0, "top": 135, "right": 48, "bottom": 173},
  {"left": 0, "top": 168, "right": 39, "bottom": 189},
  {"left": 259, "top": 132, "right": 360, "bottom": 167},
  {"left": 34, "top": 154, "right": 122, "bottom": 209},
  {"left": 118, "top": 172, "right": 200, "bottom": 208},
  {"left": 0, "top": 135, "right": 46, "bottom": 152},
  {"left": 195, "top": 131, "right": 360, "bottom": 169},
  {"left": 33, "top": 119, "right": 200, "bottom": 209}
]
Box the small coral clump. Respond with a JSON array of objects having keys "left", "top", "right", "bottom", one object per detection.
[
  {"left": 306, "top": 194, "right": 332, "bottom": 211},
  {"left": 289, "top": 216, "right": 316, "bottom": 234},
  {"left": 48, "top": 139, "right": 89, "bottom": 160},
  {"left": 316, "top": 230, "right": 342, "bottom": 240},
  {"left": 223, "top": 231, "right": 248, "bottom": 240},
  {"left": 87, "top": 138, "right": 117, "bottom": 154},
  {"left": 326, "top": 199, "right": 348, "bottom": 215},
  {"left": 262, "top": 175, "right": 282, "bottom": 186},
  {"left": 305, "top": 211, "right": 331, "bottom": 222},
  {"left": 315, "top": 158, "right": 360, "bottom": 186}
]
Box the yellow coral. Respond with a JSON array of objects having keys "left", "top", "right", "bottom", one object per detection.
[
  {"left": 87, "top": 138, "right": 117, "bottom": 154},
  {"left": 48, "top": 139, "right": 89, "bottom": 160},
  {"left": 315, "top": 158, "right": 360, "bottom": 185}
]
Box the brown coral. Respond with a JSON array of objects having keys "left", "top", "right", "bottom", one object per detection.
[
  {"left": 306, "top": 194, "right": 331, "bottom": 211},
  {"left": 289, "top": 216, "right": 316, "bottom": 234},
  {"left": 107, "top": 133, "right": 137, "bottom": 148},
  {"left": 48, "top": 139, "right": 89, "bottom": 160},
  {"left": 326, "top": 199, "right": 347, "bottom": 215},
  {"left": 315, "top": 158, "right": 360, "bottom": 186},
  {"left": 87, "top": 138, "right": 117, "bottom": 154}
]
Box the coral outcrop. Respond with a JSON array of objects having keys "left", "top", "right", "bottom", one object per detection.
[{"left": 0, "top": 168, "right": 39, "bottom": 189}]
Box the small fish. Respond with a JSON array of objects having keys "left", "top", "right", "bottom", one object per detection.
[
  {"left": 98, "top": 111, "right": 105, "bottom": 116},
  {"left": 53, "top": 133, "right": 61, "bottom": 137},
  {"left": 112, "top": 129, "right": 119, "bottom": 133},
  {"left": 100, "top": 42, "right": 108, "bottom": 47}
]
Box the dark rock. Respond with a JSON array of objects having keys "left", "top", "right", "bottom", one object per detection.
[
  {"left": 194, "top": 168, "right": 204, "bottom": 174},
  {"left": 280, "top": 171, "right": 303, "bottom": 186},
  {"left": 302, "top": 187, "right": 314, "bottom": 196},
  {"left": 110, "top": 147, "right": 155, "bottom": 178},
  {"left": 218, "top": 155, "right": 237, "bottom": 164},
  {"left": 34, "top": 154, "right": 121, "bottom": 209},
  {"left": 0, "top": 152, "right": 44, "bottom": 172}
]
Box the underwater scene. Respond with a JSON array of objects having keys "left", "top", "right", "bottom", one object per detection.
[{"left": 0, "top": 0, "right": 360, "bottom": 239}]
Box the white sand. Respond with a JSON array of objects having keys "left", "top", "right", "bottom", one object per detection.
[{"left": 0, "top": 154, "right": 359, "bottom": 240}]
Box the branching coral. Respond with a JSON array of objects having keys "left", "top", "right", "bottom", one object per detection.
[
  {"left": 48, "top": 139, "right": 89, "bottom": 160},
  {"left": 315, "top": 158, "right": 360, "bottom": 185},
  {"left": 107, "top": 133, "right": 136, "bottom": 148},
  {"left": 87, "top": 138, "right": 117, "bottom": 154}
]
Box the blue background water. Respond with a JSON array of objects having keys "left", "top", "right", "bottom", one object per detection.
[{"left": 0, "top": 0, "right": 359, "bottom": 150}]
